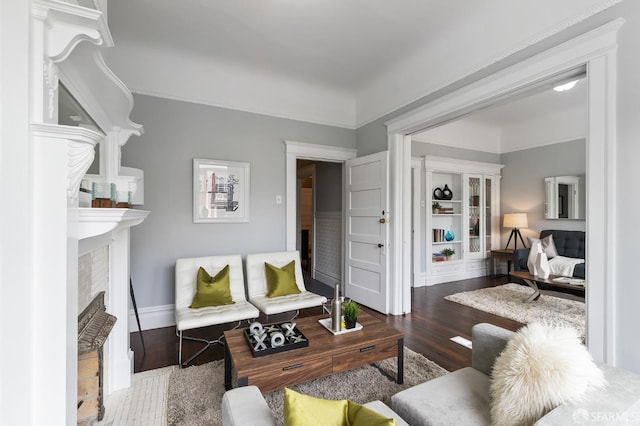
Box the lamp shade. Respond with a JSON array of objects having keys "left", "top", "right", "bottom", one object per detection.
[{"left": 503, "top": 213, "right": 528, "bottom": 229}]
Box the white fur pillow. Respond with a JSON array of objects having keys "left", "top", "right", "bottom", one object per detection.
[{"left": 490, "top": 323, "right": 605, "bottom": 426}]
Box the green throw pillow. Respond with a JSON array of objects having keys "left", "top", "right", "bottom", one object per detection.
[
  {"left": 265, "top": 260, "right": 301, "bottom": 298},
  {"left": 189, "top": 265, "right": 235, "bottom": 308},
  {"left": 283, "top": 388, "right": 395, "bottom": 426}
]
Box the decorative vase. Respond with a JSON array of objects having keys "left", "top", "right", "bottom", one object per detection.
[
  {"left": 345, "top": 317, "right": 357, "bottom": 329},
  {"left": 433, "top": 187, "right": 443, "bottom": 200},
  {"left": 473, "top": 219, "right": 480, "bottom": 236},
  {"left": 527, "top": 241, "right": 542, "bottom": 275},
  {"left": 331, "top": 284, "right": 342, "bottom": 332},
  {"left": 444, "top": 227, "right": 455, "bottom": 241},
  {"left": 536, "top": 252, "right": 550, "bottom": 278},
  {"left": 442, "top": 184, "right": 453, "bottom": 200}
]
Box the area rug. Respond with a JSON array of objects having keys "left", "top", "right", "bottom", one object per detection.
[
  {"left": 445, "top": 283, "right": 585, "bottom": 337},
  {"left": 166, "top": 347, "right": 447, "bottom": 426}
]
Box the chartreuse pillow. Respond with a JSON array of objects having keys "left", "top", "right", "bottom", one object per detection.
[
  {"left": 283, "top": 388, "right": 395, "bottom": 426},
  {"left": 189, "top": 265, "right": 235, "bottom": 308},
  {"left": 265, "top": 260, "right": 301, "bottom": 298}
]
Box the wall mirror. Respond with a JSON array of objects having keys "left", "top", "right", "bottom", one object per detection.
[{"left": 544, "top": 175, "right": 585, "bottom": 220}]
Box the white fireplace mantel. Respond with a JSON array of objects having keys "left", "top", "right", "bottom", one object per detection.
[
  {"left": 77, "top": 208, "right": 149, "bottom": 255},
  {"left": 26, "top": 0, "right": 147, "bottom": 422}
]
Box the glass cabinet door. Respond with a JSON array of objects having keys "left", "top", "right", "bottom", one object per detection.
[
  {"left": 485, "top": 177, "right": 492, "bottom": 255},
  {"left": 467, "top": 176, "right": 481, "bottom": 256}
]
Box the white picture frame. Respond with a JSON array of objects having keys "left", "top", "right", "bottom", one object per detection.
[{"left": 193, "top": 158, "right": 250, "bottom": 223}]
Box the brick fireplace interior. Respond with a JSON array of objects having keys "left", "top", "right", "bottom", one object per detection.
[{"left": 77, "top": 249, "right": 115, "bottom": 425}]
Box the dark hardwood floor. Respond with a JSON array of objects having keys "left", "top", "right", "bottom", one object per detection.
[{"left": 130, "top": 275, "right": 525, "bottom": 373}]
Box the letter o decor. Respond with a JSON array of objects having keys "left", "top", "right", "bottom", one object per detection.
[
  {"left": 249, "top": 321, "right": 264, "bottom": 336},
  {"left": 271, "top": 332, "right": 285, "bottom": 347}
]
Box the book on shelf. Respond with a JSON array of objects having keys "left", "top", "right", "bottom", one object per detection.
[
  {"left": 437, "top": 207, "right": 454, "bottom": 214},
  {"left": 432, "top": 252, "right": 445, "bottom": 262}
]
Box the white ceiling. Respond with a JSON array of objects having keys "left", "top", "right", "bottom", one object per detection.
[
  {"left": 105, "top": 0, "right": 613, "bottom": 128},
  {"left": 412, "top": 78, "right": 588, "bottom": 153},
  {"left": 107, "top": 1, "right": 485, "bottom": 93},
  {"left": 464, "top": 78, "right": 587, "bottom": 128}
]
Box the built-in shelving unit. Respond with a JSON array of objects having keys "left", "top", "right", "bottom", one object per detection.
[{"left": 424, "top": 156, "right": 503, "bottom": 286}]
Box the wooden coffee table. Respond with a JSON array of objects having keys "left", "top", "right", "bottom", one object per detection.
[
  {"left": 509, "top": 270, "right": 585, "bottom": 302},
  {"left": 223, "top": 311, "right": 404, "bottom": 392}
]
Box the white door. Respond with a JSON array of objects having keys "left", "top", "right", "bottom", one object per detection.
[{"left": 344, "top": 151, "right": 389, "bottom": 313}]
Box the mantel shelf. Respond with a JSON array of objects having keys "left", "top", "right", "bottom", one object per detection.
[{"left": 77, "top": 208, "right": 149, "bottom": 242}]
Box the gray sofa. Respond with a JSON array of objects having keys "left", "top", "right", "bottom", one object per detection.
[
  {"left": 222, "top": 323, "right": 640, "bottom": 425},
  {"left": 221, "top": 386, "right": 409, "bottom": 426},
  {"left": 513, "top": 229, "right": 585, "bottom": 278}
]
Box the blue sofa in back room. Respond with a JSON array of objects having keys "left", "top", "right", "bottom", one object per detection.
[{"left": 513, "top": 229, "right": 585, "bottom": 279}]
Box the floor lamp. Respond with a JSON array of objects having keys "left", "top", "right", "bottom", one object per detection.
[{"left": 503, "top": 213, "right": 528, "bottom": 251}]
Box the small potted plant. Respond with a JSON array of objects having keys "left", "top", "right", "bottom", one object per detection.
[
  {"left": 432, "top": 202, "right": 442, "bottom": 214},
  {"left": 342, "top": 300, "right": 361, "bottom": 329},
  {"left": 442, "top": 248, "right": 456, "bottom": 261}
]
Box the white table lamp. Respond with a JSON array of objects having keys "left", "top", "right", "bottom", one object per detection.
[{"left": 503, "top": 213, "right": 528, "bottom": 250}]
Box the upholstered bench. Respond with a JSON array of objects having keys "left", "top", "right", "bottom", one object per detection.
[{"left": 221, "top": 385, "right": 409, "bottom": 426}]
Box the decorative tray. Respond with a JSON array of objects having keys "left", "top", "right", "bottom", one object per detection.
[
  {"left": 243, "top": 321, "right": 309, "bottom": 357},
  {"left": 318, "top": 317, "right": 363, "bottom": 335}
]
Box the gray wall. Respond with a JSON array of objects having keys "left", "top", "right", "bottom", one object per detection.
[
  {"left": 123, "top": 94, "right": 355, "bottom": 308},
  {"left": 500, "top": 139, "right": 586, "bottom": 245},
  {"left": 315, "top": 162, "right": 342, "bottom": 212}
]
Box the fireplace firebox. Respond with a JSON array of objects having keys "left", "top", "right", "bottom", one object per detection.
[{"left": 77, "top": 292, "right": 116, "bottom": 425}]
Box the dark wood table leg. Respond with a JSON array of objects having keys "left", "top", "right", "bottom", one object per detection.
[
  {"left": 224, "top": 342, "right": 232, "bottom": 390},
  {"left": 491, "top": 254, "right": 496, "bottom": 278},
  {"left": 397, "top": 338, "right": 404, "bottom": 384}
]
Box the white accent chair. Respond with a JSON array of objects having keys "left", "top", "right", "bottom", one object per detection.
[
  {"left": 175, "top": 254, "right": 259, "bottom": 366},
  {"left": 245, "top": 251, "right": 327, "bottom": 319}
]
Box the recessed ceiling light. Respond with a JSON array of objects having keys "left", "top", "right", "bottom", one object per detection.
[{"left": 553, "top": 80, "right": 578, "bottom": 92}]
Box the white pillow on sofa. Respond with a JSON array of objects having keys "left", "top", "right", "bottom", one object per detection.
[
  {"left": 490, "top": 323, "right": 605, "bottom": 426},
  {"left": 528, "top": 234, "right": 559, "bottom": 259}
]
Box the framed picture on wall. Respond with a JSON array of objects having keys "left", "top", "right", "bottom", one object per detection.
[{"left": 193, "top": 158, "right": 250, "bottom": 223}]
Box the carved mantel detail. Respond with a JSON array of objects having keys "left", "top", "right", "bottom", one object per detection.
[
  {"left": 43, "top": 60, "right": 59, "bottom": 120},
  {"left": 31, "top": 123, "right": 101, "bottom": 204}
]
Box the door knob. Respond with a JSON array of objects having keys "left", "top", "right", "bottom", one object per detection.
[
  {"left": 377, "top": 243, "right": 384, "bottom": 248},
  {"left": 379, "top": 218, "right": 386, "bottom": 223}
]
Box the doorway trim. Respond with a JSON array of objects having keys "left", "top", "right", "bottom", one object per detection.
[
  {"left": 411, "top": 157, "right": 423, "bottom": 287},
  {"left": 285, "top": 141, "right": 357, "bottom": 252},
  {"left": 386, "top": 19, "right": 623, "bottom": 364}
]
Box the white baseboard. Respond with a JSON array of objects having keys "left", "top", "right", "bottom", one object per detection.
[
  {"left": 413, "top": 272, "right": 428, "bottom": 287},
  {"left": 128, "top": 303, "right": 175, "bottom": 332},
  {"left": 313, "top": 269, "right": 340, "bottom": 287},
  {"left": 426, "top": 268, "right": 487, "bottom": 286}
]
